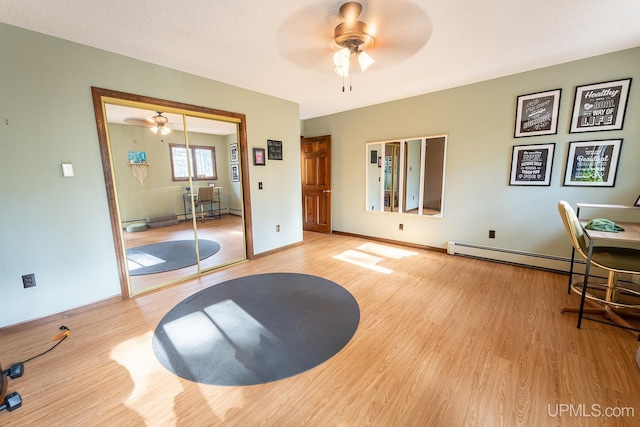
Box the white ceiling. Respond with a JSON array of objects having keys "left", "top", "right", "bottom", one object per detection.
[{"left": 2, "top": 0, "right": 640, "bottom": 119}]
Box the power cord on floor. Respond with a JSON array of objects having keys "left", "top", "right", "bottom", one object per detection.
[{"left": 1, "top": 326, "right": 71, "bottom": 413}]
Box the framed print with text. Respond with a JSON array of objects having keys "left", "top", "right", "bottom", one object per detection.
[
  {"left": 267, "top": 139, "right": 283, "bottom": 160},
  {"left": 569, "top": 78, "right": 632, "bottom": 133},
  {"left": 509, "top": 143, "right": 555, "bottom": 186},
  {"left": 514, "top": 89, "right": 561, "bottom": 138},
  {"left": 563, "top": 139, "right": 622, "bottom": 187}
]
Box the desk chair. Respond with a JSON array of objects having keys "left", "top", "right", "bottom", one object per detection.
[
  {"left": 195, "top": 187, "right": 214, "bottom": 223},
  {"left": 558, "top": 201, "right": 640, "bottom": 337}
]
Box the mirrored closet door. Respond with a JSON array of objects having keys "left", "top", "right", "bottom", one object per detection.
[{"left": 93, "top": 88, "right": 252, "bottom": 296}]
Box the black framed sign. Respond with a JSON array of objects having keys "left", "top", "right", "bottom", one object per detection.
[
  {"left": 563, "top": 139, "right": 622, "bottom": 187},
  {"left": 569, "top": 78, "right": 632, "bottom": 133},
  {"left": 509, "top": 143, "right": 555, "bottom": 186},
  {"left": 267, "top": 139, "right": 283, "bottom": 160},
  {"left": 514, "top": 89, "right": 561, "bottom": 137}
]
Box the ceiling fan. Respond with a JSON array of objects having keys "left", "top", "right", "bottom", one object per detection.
[
  {"left": 276, "top": 1, "right": 432, "bottom": 89},
  {"left": 333, "top": 2, "right": 376, "bottom": 79},
  {"left": 124, "top": 111, "right": 172, "bottom": 135}
]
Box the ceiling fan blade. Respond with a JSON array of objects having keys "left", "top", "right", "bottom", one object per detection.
[
  {"left": 123, "top": 117, "right": 155, "bottom": 127},
  {"left": 276, "top": 3, "right": 341, "bottom": 71},
  {"left": 366, "top": 1, "right": 432, "bottom": 64}
]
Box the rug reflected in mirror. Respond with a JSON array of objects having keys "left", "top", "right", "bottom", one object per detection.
[
  {"left": 127, "top": 239, "right": 220, "bottom": 275},
  {"left": 152, "top": 273, "right": 360, "bottom": 386}
]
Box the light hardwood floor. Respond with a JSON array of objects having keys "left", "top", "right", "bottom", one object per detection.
[{"left": 2, "top": 232, "right": 640, "bottom": 426}]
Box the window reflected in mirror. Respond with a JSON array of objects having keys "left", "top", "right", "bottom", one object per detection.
[{"left": 366, "top": 135, "right": 446, "bottom": 216}]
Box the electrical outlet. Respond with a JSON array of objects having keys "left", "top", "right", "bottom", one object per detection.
[
  {"left": 489, "top": 230, "right": 496, "bottom": 239},
  {"left": 276, "top": 224, "right": 280, "bottom": 232},
  {"left": 22, "top": 273, "right": 36, "bottom": 288}
]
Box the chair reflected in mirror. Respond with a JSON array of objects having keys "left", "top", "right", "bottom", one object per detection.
[{"left": 195, "top": 187, "right": 214, "bottom": 223}]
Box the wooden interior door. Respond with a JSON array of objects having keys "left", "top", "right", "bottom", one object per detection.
[{"left": 301, "top": 135, "right": 332, "bottom": 233}]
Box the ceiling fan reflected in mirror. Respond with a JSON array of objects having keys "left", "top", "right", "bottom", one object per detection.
[
  {"left": 149, "top": 112, "right": 171, "bottom": 135},
  {"left": 333, "top": 2, "right": 375, "bottom": 91},
  {"left": 123, "top": 111, "right": 172, "bottom": 135}
]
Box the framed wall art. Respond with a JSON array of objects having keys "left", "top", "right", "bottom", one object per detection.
[
  {"left": 509, "top": 143, "right": 555, "bottom": 186},
  {"left": 128, "top": 151, "right": 147, "bottom": 163},
  {"left": 253, "top": 148, "right": 266, "bottom": 166},
  {"left": 231, "top": 164, "right": 240, "bottom": 182},
  {"left": 267, "top": 139, "right": 283, "bottom": 160},
  {"left": 514, "top": 89, "right": 561, "bottom": 138},
  {"left": 229, "top": 143, "right": 239, "bottom": 162},
  {"left": 563, "top": 139, "right": 622, "bottom": 187},
  {"left": 569, "top": 78, "right": 632, "bottom": 133}
]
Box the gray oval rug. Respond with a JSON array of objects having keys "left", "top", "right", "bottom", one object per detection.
[
  {"left": 152, "top": 273, "right": 360, "bottom": 386},
  {"left": 127, "top": 239, "right": 220, "bottom": 275}
]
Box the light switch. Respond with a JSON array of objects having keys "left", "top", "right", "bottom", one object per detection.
[{"left": 61, "top": 163, "right": 74, "bottom": 177}]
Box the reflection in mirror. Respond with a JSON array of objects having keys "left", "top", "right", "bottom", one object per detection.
[
  {"left": 403, "top": 139, "right": 421, "bottom": 214},
  {"left": 366, "top": 135, "right": 446, "bottom": 217},
  {"left": 104, "top": 104, "right": 245, "bottom": 295},
  {"left": 384, "top": 142, "right": 400, "bottom": 212},
  {"left": 184, "top": 115, "right": 246, "bottom": 274}
]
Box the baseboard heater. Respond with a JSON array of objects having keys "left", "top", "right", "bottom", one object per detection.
[
  {"left": 446, "top": 241, "right": 640, "bottom": 285},
  {"left": 446, "top": 240, "right": 576, "bottom": 273}
]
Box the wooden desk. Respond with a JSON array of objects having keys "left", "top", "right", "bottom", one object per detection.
[{"left": 577, "top": 220, "right": 640, "bottom": 338}]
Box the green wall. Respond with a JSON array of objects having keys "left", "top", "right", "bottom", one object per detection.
[
  {"left": 0, "top": 23, "right": 302, "bottom": 328},
  {"left": 303, "top": 47, "right": 640, "bottom": 266}
]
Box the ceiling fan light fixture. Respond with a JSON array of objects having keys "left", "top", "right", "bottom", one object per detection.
[
  {"left": 357, "top": 50, "right": 375, "bottom": 72},
  {"left": 150, "top": 112, "right": 171, "bottom": 135},
  {"left": 333, "top": 47, "right": 351, "bottom": 67},
  {"left": 333, "top": 2, "right": 375, "bottom": 90},
  {"left": 334, "top": 64, "right": 349, "bottom": 77}
]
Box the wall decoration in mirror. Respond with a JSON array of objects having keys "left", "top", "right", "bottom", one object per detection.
[{"left": 366, "top": 135, "right": 446, "bottom": 216}]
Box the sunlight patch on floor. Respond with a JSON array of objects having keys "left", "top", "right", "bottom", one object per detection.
[
  {"left": 110, "top": 331, "right": 181, "bottom": 424},
  {"left": 333, "top": 249, "right": 393, "bottom": 274},
  {"left": 356, "top": 242, "right": 419, "bottom": 259},
  {"left": 202, "top": 299, "right": 281, "bottom": 348},
  {"left": 110, "top": 328, "right": 250, "bottom": 424},
  {"left": 127, "top": 253, "right": 165, "bottom": 271}
]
